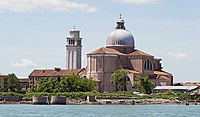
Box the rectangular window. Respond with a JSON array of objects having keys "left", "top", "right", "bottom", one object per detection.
[
  {"left": 91, "top": 57, "right": 96, "bottom": 72},
  {"left": 96, "top": 57, "right": 102, "bottom": 71},
  {"left": 77, "top": 40, "right": 81, "bottom": 46},
  {"left": 71, "top": 40, "right": 75, "bottom": 45}
]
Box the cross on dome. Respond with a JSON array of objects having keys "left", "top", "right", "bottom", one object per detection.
[{"left": 120, "top": 14, "right": 122, "bottom": 19}]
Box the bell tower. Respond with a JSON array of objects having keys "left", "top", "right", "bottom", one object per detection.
[{"left": 66, "top": 27, "right": 82, "bottom": 69}]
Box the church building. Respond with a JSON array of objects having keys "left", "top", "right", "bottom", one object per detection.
[
  {"left": 28, "top": 15, "right": 173, "bottom": 93},
  {"left": 86, "top": 16, "right": 173, "bottom": 92}
]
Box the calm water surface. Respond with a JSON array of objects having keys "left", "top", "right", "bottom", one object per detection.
[{"left": 0, "top": 104, "right": 199, "bottom": 117}]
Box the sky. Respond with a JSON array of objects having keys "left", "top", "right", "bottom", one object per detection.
[{"left": 0, "top": 0, "right": 200, "bottom": 82}]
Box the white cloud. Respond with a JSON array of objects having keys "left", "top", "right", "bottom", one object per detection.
[
  {"left": 9, "top": 59, "right": 37, "bottom": 68},
  {"left": 168, "top": 52, "right": 188, "bottom": 59},
  {"left": 0, "top": 0, "right": 98, "bottom": 13},
  {"left": 114, "top": 0, "right": 159, "bottom": 4}
]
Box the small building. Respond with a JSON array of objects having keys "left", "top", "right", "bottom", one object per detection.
[
  {"left": 153, "top": 86, "right": 199, "bottom": 93},
  {"left": 19, "top": 78, "right": 29, "bottom": 92},
  {"left": 0, "top": 73, "right": 8, "bottom": 90},
  {"left": 28, "top": 68, "right": 86, "bottom": 86},
  {"left": 174, "top": 82, "right": 200, "bottom": 99}
]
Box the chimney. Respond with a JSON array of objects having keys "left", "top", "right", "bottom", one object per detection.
[{"left": 55, "top": 67, "right": 61, "bottom": 72}]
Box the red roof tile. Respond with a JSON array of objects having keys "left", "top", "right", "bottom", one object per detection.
[
  {"left": 87, "top": 47, "right": 124, "bottom": 55},
  {"left": 174, "top": 82, "right": 200, "bottom": 86},
  {"left": 88, "top": 47, "right": 154, "bottom": 57},
  {"left": 127, "top": 69, "right": 141, "bottom": 74},
  {"left": 158, "top": 76, "right": 169, "bottom": 80},
  {"left": 128, "top": 49, "right": 153, "bottom": 56},
  {"left": 154, "top": 70, "right": 172, "bottom": 76},
  {"left": 0, "top": 73, "right": 7, "bottom": 77},
  {"left": 29, "top": 68, "right": 85, "bottom": 77},
  {"left": 19, "top": 78, "right": 29, "bottom": 83}
]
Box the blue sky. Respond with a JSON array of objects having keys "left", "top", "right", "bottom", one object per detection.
[{"left": 0, "top": 0, "right": 200, "bottom": 82}]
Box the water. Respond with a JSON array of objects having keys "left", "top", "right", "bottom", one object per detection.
[{"left": 0, "top": 104, "right": 199, "bottom": 117}]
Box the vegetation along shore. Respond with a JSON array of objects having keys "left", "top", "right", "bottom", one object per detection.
[
  {"left": 0, "top": 91, "right": 199, "bottom": 105},
  {"left": 0, "top": 72, "right": 199, "bottom": 105}
]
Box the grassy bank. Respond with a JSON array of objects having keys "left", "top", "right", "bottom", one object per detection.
[{"left": 0, "top": 91, "right": 193, "bottom": 101}]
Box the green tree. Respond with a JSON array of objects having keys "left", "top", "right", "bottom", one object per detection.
[
  {"left": 58, "top": 74, "right": 81, "bottom": 92},
  {"left": 35, "top": 78, "right": 56, "bottom": 93},
  {"left": 33, "top": 74, "right": 97, "bottom": 92},
  {"left": 111, "top": 69, "right": 129, "bottom": 91},
  {"left": 58, "top": 75, "right": 97, "bottom": 92},
  {"left": 135, "top": 74, "right": 154, "bottom": 94},
  {"left": 79, "top": 77, "right": 97, "bottom": 92},
  {"left": 176, "top": 92, "right": 190, "bottom": 100},
  {"left": 6, "top": 73, "right": 21, "bottom": 92}
]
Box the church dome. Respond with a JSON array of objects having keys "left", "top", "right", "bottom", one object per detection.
[
  {"left": 106, "top": 15, "right": 135, "bottom": 47},
  {"left": 106, "top": 29, "right": 134, "bottom": 47}
]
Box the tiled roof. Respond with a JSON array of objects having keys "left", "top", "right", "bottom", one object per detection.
[
  {"left": 0, "top": 73, "right": 7, "bottom": 77},
  {"left": 154, "top": 58, "right": 162, "bottom": 60},
  {"left": 158, "top": 76, "right": 169, "bottom": 80},
  {"left": 87, "top": 47, "right": 124, "bottom": 55},
  {"left": 128, "top": 49, "right": 153, "bottom": 56},
  {"left": 127, "top": 69, "right": 141, "bottom": 74},
  {"left": 19, "top": 78, "right": 29, "bottom": 83},
  {"left": 29, "top": 68, "right": 85, "bottom": 77},
  {"left": 154, "top": 70, "right": 172, "bottom": 76},
  {"left": 174, "top": 82, "right": 200, "bottom": 86},
  {"left": 88, "top": 47, "right": 154, "bottom": 57}
]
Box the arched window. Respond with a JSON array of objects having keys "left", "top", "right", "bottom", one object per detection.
[{"left": 144, "top": 59, "right": 153, "bottom": 70}]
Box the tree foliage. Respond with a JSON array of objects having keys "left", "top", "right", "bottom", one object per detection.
[
  {"left": 176, "top": 92, "right": 190, "bottom": 100},
  {"left": 32, "top": 74, "right": 97, "bottom": 93},
  {"left": 135, "top": 74, "right": 154, "bottom": 94},
  {"left": 6, "top": 73, "right": 21, "bottom": 92},
  {"left": 111, "top": 69, "right": 129, "bottom": 91}
]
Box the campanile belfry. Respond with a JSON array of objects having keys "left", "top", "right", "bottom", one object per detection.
[{"left": 66, "top": 27, "right": 82, "bottom": 69}]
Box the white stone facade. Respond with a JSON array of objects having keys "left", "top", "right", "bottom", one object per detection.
[{"left": 66, "top": 28, "right": 82, "bottom": 69}]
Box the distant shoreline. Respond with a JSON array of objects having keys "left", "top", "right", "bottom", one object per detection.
[{"left": 0, "top": 99, "right": 199, "bottom": 105}]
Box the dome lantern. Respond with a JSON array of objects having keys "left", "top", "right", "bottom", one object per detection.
[{"left": 116, "top": 14, "right": 126, "bottom": 30}]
